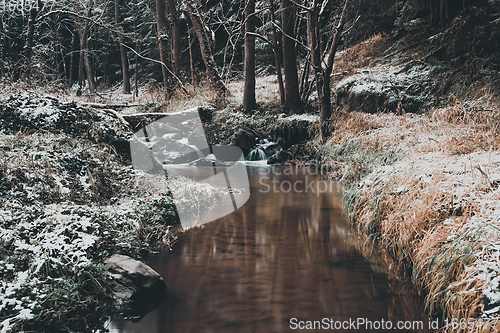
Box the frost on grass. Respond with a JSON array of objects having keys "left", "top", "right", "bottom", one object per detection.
[
  {"left": 0, "top": 92, "right": 238, "bottom": 332},
  {"left": 0, "top": 93, "right": 195, "bottom": 332},
  {"left": 0, "top": 198, "right": 178, "bottom": 332},
  {"left": 0, "top": 92, "right": 131, "bottom": 143},
  {"left": 320, "top": 99, "right": 500, "bottom": 329}
]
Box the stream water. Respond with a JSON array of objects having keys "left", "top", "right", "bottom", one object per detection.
[{"left": 110, "top": 166, "right": 430, "bottom": 332}]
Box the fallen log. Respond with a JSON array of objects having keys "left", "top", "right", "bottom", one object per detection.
[{"left": 80, "top": 102, "right": 142, "bottom": 109}]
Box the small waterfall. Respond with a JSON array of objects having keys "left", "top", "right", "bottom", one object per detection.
[
  {"left": 246, "top": 148, "right": 267, "bottom": 161},
  {"left": 246, "top": 141, "right": 282, "bottom": 162}
]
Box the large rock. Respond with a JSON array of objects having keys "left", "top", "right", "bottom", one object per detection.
[
  {"left": 0, "top": 92, "right": 134, "bottom": 159},
  {"left": 267, "top": 149, "right": 293, "bottom": 165},
  {"left": 106, "top": 254, "right": 166, "bottom": 322},
  {"left": 335, "top": 64, "right": 437, "bottom": 114},
  {"left": 271, "top": 114, "right": 318, "bottom": 148}
]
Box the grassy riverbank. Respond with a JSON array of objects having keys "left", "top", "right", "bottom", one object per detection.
[
  {"left": 0, "top": 93, "right": 231, "bottom": 332},
  {"left": 201, "top": 28, "right": 500, "bottom": 330},
  {"left": 1, "top": 90, "right": 499, "bottom": 332},
  {"left": 320, "top": 99, "right": 500, "bottom": 332}
]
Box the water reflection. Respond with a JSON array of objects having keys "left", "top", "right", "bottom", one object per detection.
[{"left": 111, "top": 167, "right": 428, "bottom": 332}]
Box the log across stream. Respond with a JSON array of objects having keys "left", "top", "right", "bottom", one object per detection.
[{"left": 111, "top": 166, "right": 431, "bottom": 332}]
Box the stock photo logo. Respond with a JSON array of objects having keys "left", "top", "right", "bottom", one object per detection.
[{"left": 129, "top": 108, "right": 250, "bottom": 229}]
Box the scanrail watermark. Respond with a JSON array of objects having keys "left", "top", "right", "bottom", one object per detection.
[
  {"left": 257, "top": 163, "right": 336, "bottom": 197},
  {"left": 289, "top": 317, "right": 500, "bottom": 331},
  {"left": 289, "top": 317, "right": 429, "bottom": 331}
]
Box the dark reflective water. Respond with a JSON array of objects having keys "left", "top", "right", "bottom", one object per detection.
[{"left": 111, "top": 167, "right": 429, "bottom": 333}]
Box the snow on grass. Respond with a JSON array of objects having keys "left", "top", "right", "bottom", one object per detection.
[
  {"left": 278, "top": 113, "right": 319, "bottom": 123},
  {"left": 0, "top": 93, "right": 234, "bottom": 332},
  {"left": 320, "top": 98, "right": 500, "bottom": 329},
  {"left": 227, "top": 75, "right": 281, "bottom": 105}
]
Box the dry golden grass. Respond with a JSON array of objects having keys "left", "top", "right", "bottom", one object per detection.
[
  {"left": 331, "top": 34, "right": 392, "bottom": 86},
  {"left": 141, "top": 82, "right": 222, "bottom": 114},
  {"left": 413, "top": 219, "right": 498, "bottom": 333},
  {"left": 328, "top": 111, "right": 394, "bottom": 144},
  {"left": 325, "top": 86, "right": 500, "bottom": 331},
  {"left": 429, "top": 89, "right": 500, "bottom": 151},
  {"left": 349, "top": 169, "right": 493, "bottom": 328}
]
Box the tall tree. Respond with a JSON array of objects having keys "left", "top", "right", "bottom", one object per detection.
[
  {"left": 115, "top": 0, "right": 131, "bottom": 94},
  {"left": 165, "top": 0, "right": 181, "bottom": 77},
  {"left": 156, "top": 0, "right": 170, "bottom": 92},
  {"left": 243, "top": 0, "right": 256, "bottom": 110},
  {"left": 0, "top": 15, "right": 5, "bottom": 80},
  {"left": 268, "top": 0, "right": 285, "bottom": 105},
  {"left": 24, "top": 0, "right": 42, "bottom": 80},
  {"left": 280, "top": 0, "right": 300, "bottom": 112},
  {"left": 75, "top": 8, "right": 96, "bottom": 94},
  {"left": 185, "top": 0, "right": 228, "bottom": 94},
  {"left": 49, "top": 14, "right": 67, "bottom": 86},
  {"left": 430, "top": 0, "right": 468, "bottom": 27},
  {"left": 307, "top": 0, "right": 350, "bottom": 139}
]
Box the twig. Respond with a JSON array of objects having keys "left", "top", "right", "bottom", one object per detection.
[
  {"left": 121, "top": 44, "right": 190, "bottom": 95},
  {"left": 270, "top": 21, "right": 310, "bottom": 52},
  {"left": 245, "top": 32, "right": 276, "bottom": 52},
  {"left": 81, "top": 102, "right": 142, "bottom": 109}
]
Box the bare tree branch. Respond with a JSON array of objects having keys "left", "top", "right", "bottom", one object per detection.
[
  {"left": 269, "top": 21, "right": 310, "bottom": 52},
  {"left": 324, "top": 0, "right": 350, "bottom": 74},
  {"left": 121, "top": 43, "right": 190, "bottom": 96},
  {"left": 245, "top": 32, "right": 275, "bottom": 51},
  {"left": 289, "top": 0, "right": 312, "bottom": 12}
]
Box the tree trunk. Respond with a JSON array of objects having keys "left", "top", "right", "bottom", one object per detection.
[
  {"left": 156, "top": 0, "right": 170, "bottom": 93},
  {"left": 187, "top": 27, "right": 195, "bottom": 86},
  {"left": 77, "top": 35, "right": 85, "bottom": 94},
  {"left": 307, "top": 0, "right": 350, "bottom": 140},
  {"left": 115, "top": 0, "right": 131, "bottom": 94},
  {"left": 0, "top": 15, "right": 5, "bottom": 79},
  {"left": 243, "top": 0, "right": 256, "bottom": 110},
  {"left": 430, "top": 0, "right": 450, "bottom": 26},
  {"left": 51, "top": 17, "right": 67, "bottom": 86},
  {"left": 269, "top": 0, "right": 285, "bottom": 105},
  {"left": 321, "top": 0, "right": 350, "bottom": 138},
  {"left": 440, "top": 0, "right": 449, "bottom": 25},
  {"left": 75, "top": 12, "right": 96, "bottom": 94},
  {"left": 82, "top": 31, "right": 96, "bottom": 94},
  {"left": 281, "top": 0, "right": 301, "bottom": 113},
  {"left": 133, "top": 13, "right": 140, "bottom": 98},
  {"left": 307, "top": 0, "right": 325, "bottom": 126},
  {"left": 430, "top": 0, "right": 437, "bottom": 27},
  {"left": 186, "top": 0, "right": 228, "bottom": 94},
  {"left": 166, "top": 0, "right": 181, "bottom": 77},
  {"left": 69, "top": 29, "right": 77, "bottom": 89},
  {"left": 24, "top": 0, "right": 41, "bottom": 81}
]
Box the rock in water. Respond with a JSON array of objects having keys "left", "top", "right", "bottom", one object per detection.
[
  {"left": 106, "top": 254, "right": 166, "bottom": 322},
  {"left": 267, "top": 149, "right": 293, "bottom": 165}
]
